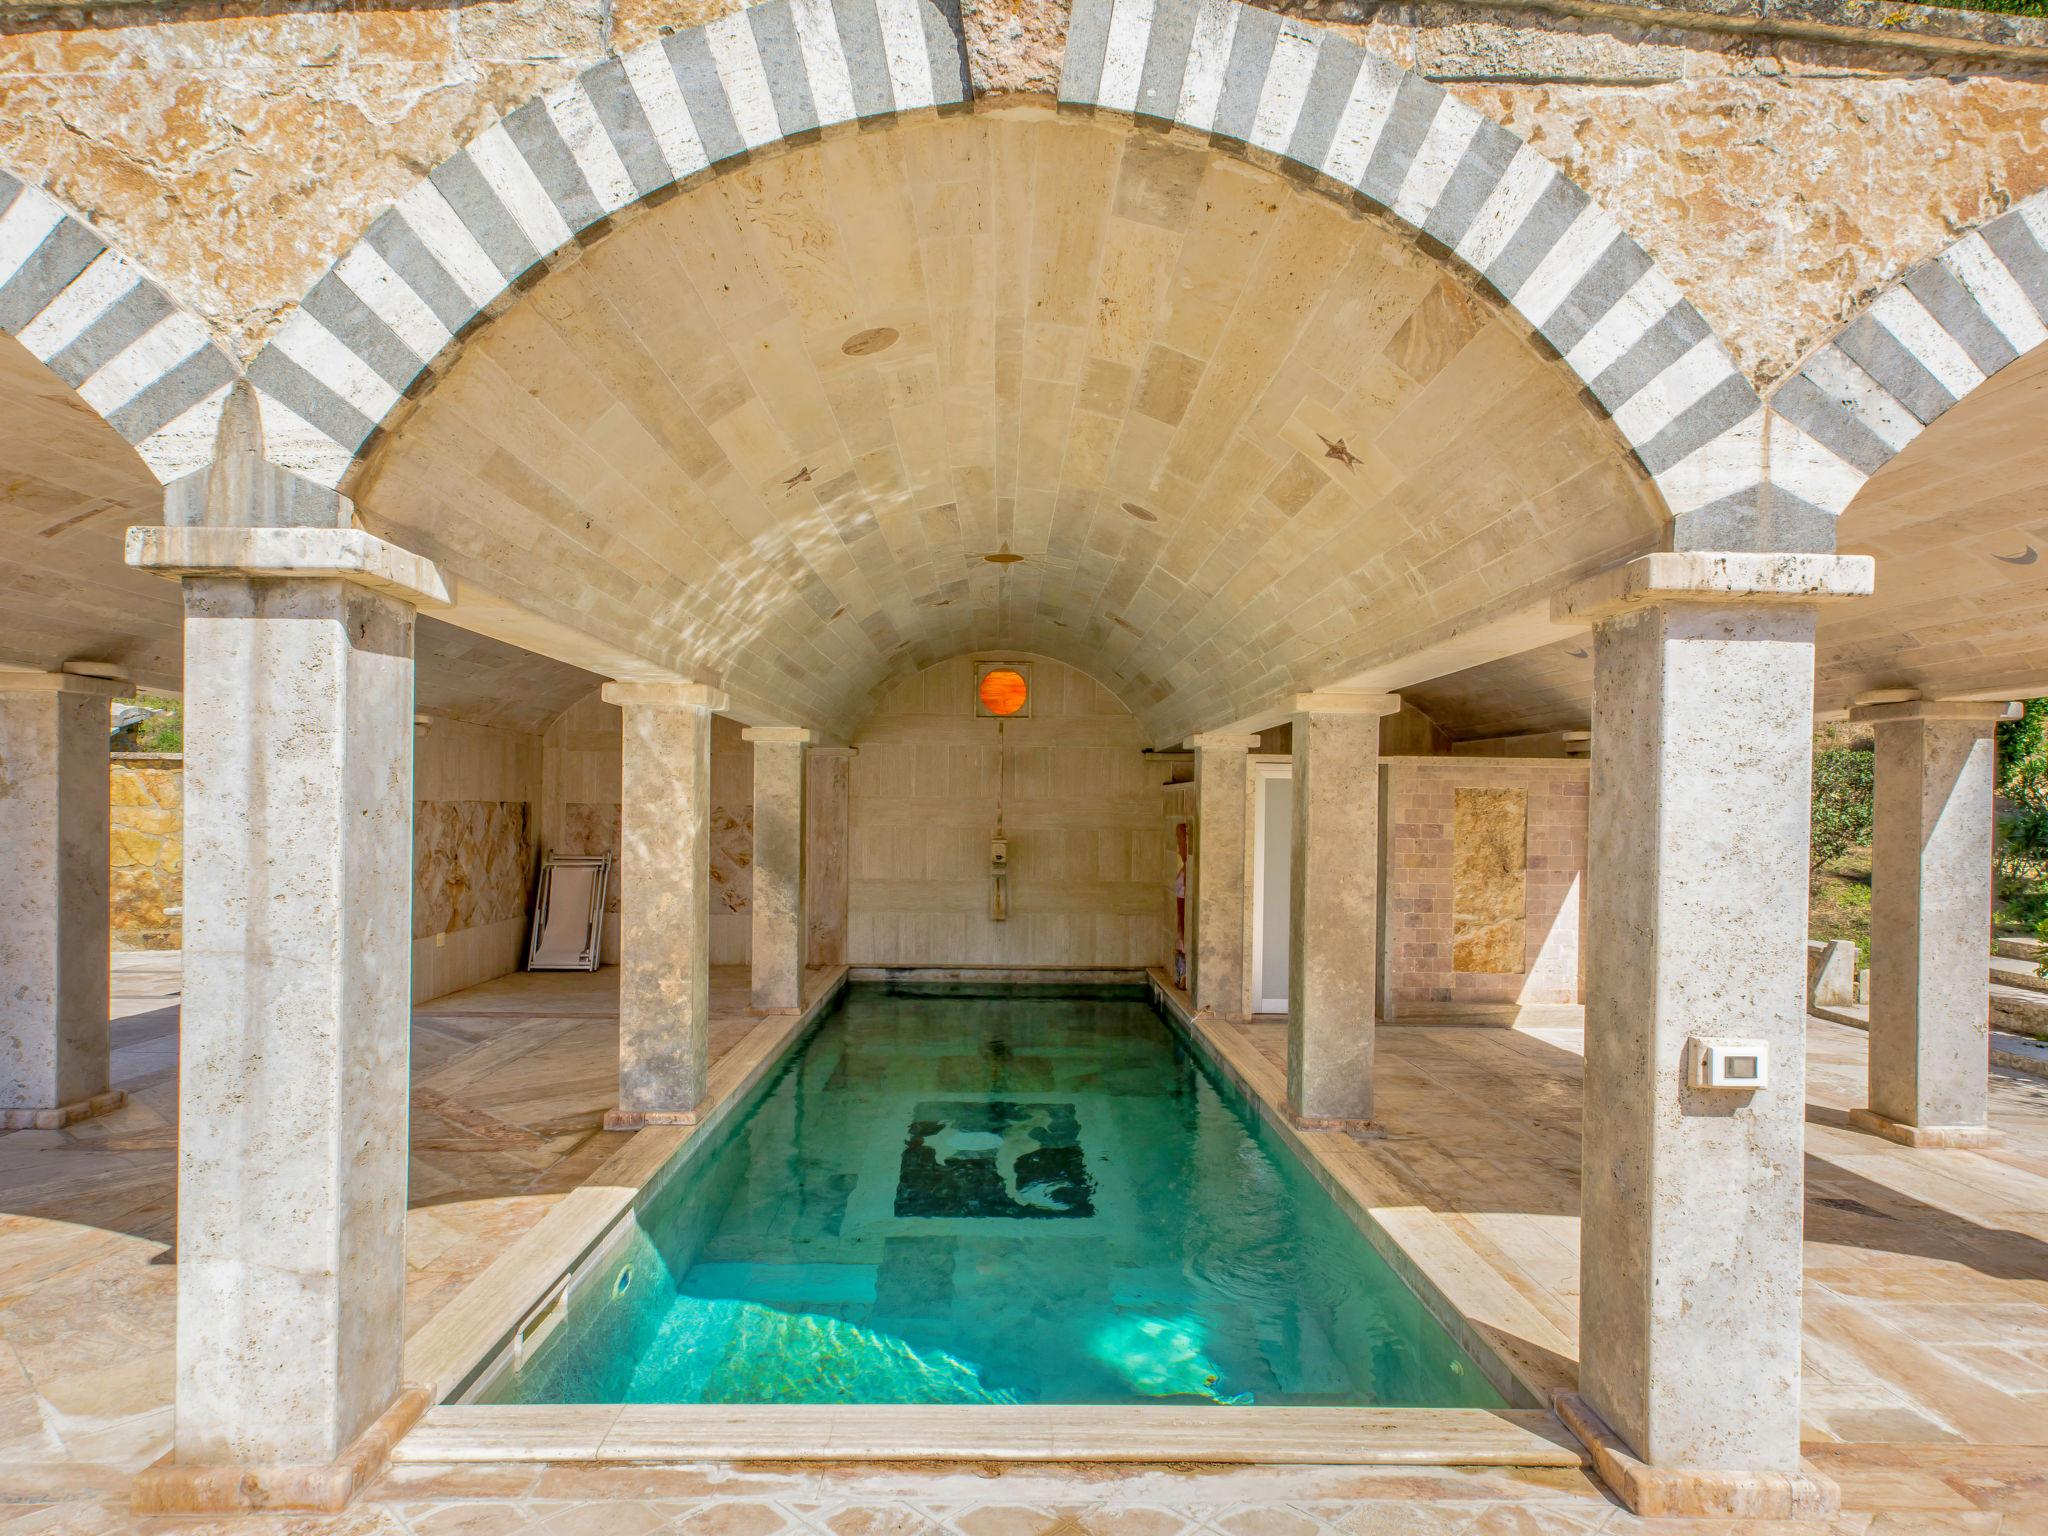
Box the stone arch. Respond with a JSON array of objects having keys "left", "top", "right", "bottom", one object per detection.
[
  {"left": 0, "top": 167, "right": 239, "bottom": 484},
  {"left": 248, "top": 0, "right": 1772, "bottom": 547},
  {"left": 1767, "top": 190, "right": 2048, "bottom": 521}
]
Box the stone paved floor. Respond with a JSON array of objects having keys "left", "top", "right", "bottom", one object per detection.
[{"left": 3, "top": 959, "right": 2046, "bottom": 1531}]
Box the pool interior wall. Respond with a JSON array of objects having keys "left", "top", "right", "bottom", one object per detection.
[{"left": 476, "top": 983, "right": 1507, "bottom": 1411}]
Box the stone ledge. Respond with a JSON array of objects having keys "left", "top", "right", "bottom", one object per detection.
[
  {"left": 131, "top": 1384, "right": 431, "bottom": 1515},
  {"left": 603, "top": 1107, "right": 700, "bottom": 1129},
  {"left": 0, "top": 1089, "right": 126, "bottom": 1132},
  {"left": 1552, "top": 552, "right": 1875, "bottom": 623},
  {"left": 125, "top": 526, "right": 451, "bottom": 608},
  {"left": 1551, "top": 1390, "right": 1841, "bottom": 1519},
  {"left": 1847, "top": 1106, "right": 2004, "bottom": 1148}
]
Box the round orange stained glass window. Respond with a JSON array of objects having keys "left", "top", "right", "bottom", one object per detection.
[{"left": 978, "top": 668, "right": 1029, "bottom": 717}]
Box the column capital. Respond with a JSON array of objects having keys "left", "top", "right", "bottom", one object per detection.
[
  {"left": 125, "top": 526, "right": 449, "bottom": 608},
  {"left": 1848, "top": 694, "right": 2021, "bottom": 725},
  {"left": 740, "top": 726, "right": 817, "bottom": 745},
  {"left": 1185, "top": 731, "right": 1262, "bottom": 752},
  {"left": 0, "top": 667, "right": 133, "bottom": 699},
  {"left": 602, "top": 680, "right": 729, "bottom": 712},
  {"left": 1289, "top": 690, "right": 1401, "bottom": 718},
  {"left": 1552, "top": 552, "right": 1873, "bottom": 624}
]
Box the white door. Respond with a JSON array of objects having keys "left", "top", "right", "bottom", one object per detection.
[{"left": 1249, "top": 763, "right": 1292, "bottom": 1015}]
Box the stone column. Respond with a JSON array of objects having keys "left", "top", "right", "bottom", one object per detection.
[
  {"left": 1287, "top": 693, "right": 1398, "bottom": 1128},
  {"left": 126, "top": 520, "right": 446, "bottom": 1494},
  {"left": 1553, "top": 552, "right": 1869, "bottom": 1519},
  {"left": 1189, "top": 732, "right": 1259, "bottom": 1016},
  {"left": 603, "top": 681, "right": 726, "bottom": 1128},
  {"left": 743, "top": 727, "right": 811, "bottom": 1013},
  {"left": 0, "top": 668, "right": 131, "bottom": 1129},
  {"left": 806, "top": 747, "right": 854, "bottom": 967},
  {"left": 1849, "top": 696, "right": 2010, "bottom": 1149}
]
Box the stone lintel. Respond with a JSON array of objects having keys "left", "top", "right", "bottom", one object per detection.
[
  {"left": 0, "top": 669, "right": 134, "bottom": 699},
  {"left": 125, "top": 526, "right": 449, "bottom": 609},
  {"left": 1848, "top": 697, "right": 2021, "bottom": 725},
  {"left": 132, "top": 1385, "right": 430, "bottom": 1515},
  {"left": 0, "top": 1088, "right": 127, "bottom": 1131},
  {"left": 1289, "top": 691, "right": 1401, "bottom": 717},
  {"left": 740, "top": 726, "right": 818, "bottom": 745},
  {"left": 1185, "top": 732, "right": 1262, "bottom": 751},
  {"left": 1552, "top": 552, "right": 1874, "bottom": 625},
  {"left": 601, "top": 681, "right": 729, "bottom": 713},
  {"left": 1552, "top": 1391, "right": 1840, "bottom": 1521},
  {"left": 1846, "top": 1107, "right": 2004, "bottom": 1149}
]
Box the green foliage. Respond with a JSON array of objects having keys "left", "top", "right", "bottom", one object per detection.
[
  {"left": 1907, "top": 0, "right": 2048, "bottom": 15},
  {"left": 1997, "top": 700, "right": 2048, "bottom": 968},
  {"left": 128, "top": 694, "right": 183, "bottom": 754},
  {"left": 1811, "top": 746, "right": 1875, "bottom": 877}
]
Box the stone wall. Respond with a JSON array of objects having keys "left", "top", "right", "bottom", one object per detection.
[
  {"left": 109, "top": 752, "right": 180, "bottom": 950},
  {"left": 412, "top": 715, "right": 543, "bottom": 1002},
  {"left": 848, "top": 653, "right": 1168, "bottom": 968},
  {"left": 1383, "top": 756, "right": 1588, "bottom": 1017},
  {"left": 2, "top": 0, "right": 2043, "bottom": 393}
]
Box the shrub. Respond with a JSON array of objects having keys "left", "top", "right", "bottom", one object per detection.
[{"left": 1811, "top": 746, "right": 1875, "bottom": 877}]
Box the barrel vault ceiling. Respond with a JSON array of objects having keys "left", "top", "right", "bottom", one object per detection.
[{"left": 351, "top": 109, "right": 1666, "bottom": 745}]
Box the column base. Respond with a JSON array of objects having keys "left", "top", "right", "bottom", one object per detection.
[
  {"left": 131, "top": 1385, "right": 430, "bottom": 1515},
  {"left": 0, "top": 1089, "right": 125, "bottom": 1131},
  {"left": 1287, "top": 1110, "right": 1385, "bottom": 1138},
  {"left": 1847, "top": 1107, "right": 2002, "bottom": 1149},
  {"left": 1552, "top": 1391, "right": 1839, "bottom": 1520},
  {"left": 747, "top": 1005, "right": 802, "bottom": 1017},
  {"left": 603, "top": 1106, "right": 699, "bottom": 1130}
]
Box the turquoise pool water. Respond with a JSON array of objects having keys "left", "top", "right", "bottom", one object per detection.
[{"left": 485, "top": 985, "right": 1504, "bottom": 1409}]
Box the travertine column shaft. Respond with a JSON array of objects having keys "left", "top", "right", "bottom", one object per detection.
[
  {"left": 806, "top": 748, "right": 854, "bottom": 967},
  {"left": 1852, "top": 699, "right": 2007, "bottom": 1147},
  {"left": 1189, "top": 733, "right": 1259, "bottom": 1016},
  {"left": 176, "top": 572, "right": 421, "bottom": 1465},
  {"left": 604, "top": 681, "right": 725, "bottom": 1127},
  {"left": 1287, "top": 696, "right": 1396, "bottom": 1126},
  {"left": 1559, "top": 552, "right": 1868, "bottom": 1498},
  {"left": 0, "top": 671, "right": 128, "bottom": 1121},
  {"left": 744, "top": 728, "right": 810, "bottom": 1012}
]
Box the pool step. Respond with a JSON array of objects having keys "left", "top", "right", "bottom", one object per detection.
[{"left": 394, "top": 1403, "right": 1589, "bottom": 1467}]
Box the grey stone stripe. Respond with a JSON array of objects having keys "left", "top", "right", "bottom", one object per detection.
[
  {"left": 1208, "top": 5, "right": 1281, "bottom": 143},
  {"left": 247, "top": 345, "right": 378, "bottom": 455},
  {"left": 918, "top": 0, "right": 972, "bottom": 107},
  {"left": 1057, "top": 0, "right": 1114, "bottom": 105},
  {"left": 1483, "top": 173, "right": 1587, "bottom": 306},
  {"left": 1284, "top": 40, "right": 1364, "bottom": 175},
  {"left": 302, "top": 270, "right": 426, "bottom": 394},
  {"left": 1835, "top": 310, "right": 1954, "bottom": 426},
  {"left": 1672, "top": 484, "right": 1835, "bottom": 556},
  {"left": 1134, "top": 0, "right": 1201, "bottom": 122},
  {"left": 0, "top": 171, "right": 20, "bottom": 223},
  {"left": 831, "top": 0, "right": 897, "bottom": 119},
  {"left": 1905, "top": 259, "right": 2018, "bottom": 378},
  {"left": 1355, "top": 72, "right": 1443, "bottom": 211},
  {"left": 664, "top": 27, "right": 749, "bottom": 163},
  {"left": 1588, "top": 300, "right": 1709, "bottom": 416},
  {"left": 105, "top": 343, "right": 236, "bottom": 446},
  {"left": 1772, "top": 369, "right": 1893, "bottom": 478},
  {"left": 1421, "top": 117, "right": 1518, "bottom": 251},
  {"left": 503, "top": 99, "right": 605, "bottom": 235},
  {"left": 750, "top": 2, "right": 822, "bottom": 137},
  {"left": 1635, "top": 372, "right": 1758, "bottom": 478},
  {"left": 1537, "top": 234, "right": 1652, "bottom": 358},
  {"left": 45, "top": 279, "right": 171, "bottom": 389},
  {"left": 581, "top": 56, "right": 674, "bottom": 199},
  {"left": 0, "top": 216, "right": 104, "bottom": 334},
  {"left": 430, "top": 152, "right": 541, "bottom": 283},
  {"left": 1980, "top": 207, "right": 2048, "bottom": 324},
  {"left": 365, "top": 209, "right": 479, "bottom": 337}
]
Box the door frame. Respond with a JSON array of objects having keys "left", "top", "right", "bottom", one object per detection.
[{"left": 1247, "top": 757, "right": 1293, "bottom": 1016}]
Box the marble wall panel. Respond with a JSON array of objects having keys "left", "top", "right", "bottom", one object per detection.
[{"left": 1452, "top": 787, "right": 1528, "bottom": 975}]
